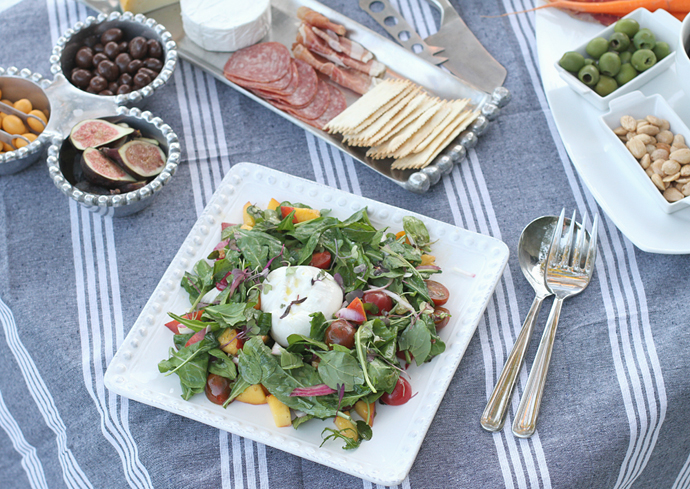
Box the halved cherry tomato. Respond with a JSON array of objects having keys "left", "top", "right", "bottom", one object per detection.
[
  {"left": 432, "top": 306, "right": 450, "bottom": 331},
  {"left": 424, "top": 280, "right": 449, "bottom": 306},
  {"left": 280, "top": 206, "right": 297, "bottom": 223},
  {"left": 324, "top": 319, "right": 356, "bottom": 349},
  {"left": 164, "top": 310, "right": 203, "bottom": 334},
  {"left": 185, "top": 327, "right": 207, "bottom": 347},
  {"left": 362, "top": 290, "right": 393, "bottom": 316},
  {"left": 205, "top": 373, "right": 231, "bottom": 405},
  {"left": 310, "top": 251, "right": 331, "bottom": 269},
  {"left": 380, "top": 376, "right": 412, "bottom": 406}
]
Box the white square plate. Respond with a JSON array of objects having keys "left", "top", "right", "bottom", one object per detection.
[{"left": 104, "top": 162, "right": 509, "bottom": 485}]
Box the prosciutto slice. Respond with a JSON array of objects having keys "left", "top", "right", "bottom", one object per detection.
[
  {"left": 296, "top": 6, "right": 346, "bottom": 35},
  {"left": 311, "top": 26, "right": 373, "bottom": 63},
  {"left": 292, "top": 43, "right": 375, "bottom": 95}
]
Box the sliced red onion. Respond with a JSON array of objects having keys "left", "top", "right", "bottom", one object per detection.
[
  {"left": 416, "top": 265, "right": 441, "bottom": 271},
  {"left": 377, "top": 288, "right": 415, "bottom": 314},
  {"left": 335, "top": 307, "right": 366, "bottom": 323},
  {"left": 213, "top": 239, "right": 229, "bottom": 251},
  {"left": 290, "top": 384, "right": 337, "bottom": 397},
  {"left": 271, "top": 343, "right": 282, "bottom": 355},
  {"left": 365, "top": 279, "right": 393, "bottom": 293}
]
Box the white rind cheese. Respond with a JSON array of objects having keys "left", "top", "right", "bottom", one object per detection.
[
  {"left": 120, "top": 0, "right": 177, "bottom": 14},
  {"left": 180, "top": 0, "right": 271, "bottom": 53},
  {"left": 260, "top": 266, "right": 343, "bottom": 348}
]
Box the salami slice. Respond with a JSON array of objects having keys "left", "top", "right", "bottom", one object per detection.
[
  {"left": 287, "top": 79, "right": 331, "bottom": 121},
  {"left": 252, "top": 61, "right": 300, "bottom": 98},
  {"left": 227, "top": 60, "right": 295, "bottom": 92},
  {"left": 224, "top": 42, "right": 292, "bottom": 84},
  {"left": 275, "top": 60, "right": 318, "bottom": 108},
  {"left": 311, "top": 84, "right": 347, "bottom": 129}
]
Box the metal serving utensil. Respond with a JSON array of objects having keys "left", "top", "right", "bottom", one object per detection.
[
  {"left": 512, "top": 209, "right": 599, "bottom": 438},
  {"left": 480, "top": 215, "right": 557, "bottom": 432}
]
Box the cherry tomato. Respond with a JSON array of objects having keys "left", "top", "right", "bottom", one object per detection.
[
  {"left": 362, "top": 290, "right": 393, "bottom": 316},
  {"left": 324, "top": 319, "right": 356, "bottom": 349},
  {"left": 310, "top": 251, "right": 331, "bottom": 269},
  {"left": 424, "top": 280, "right": 449, "bottom": 306},
  {"left": 205, "top": 373, "right": 231, "bottom": 405},
  {"left": 432, "top": 306, "right": 450, "bottom": 331},
  {"left": 380, "top": 376, "right": 412, "bottom": 406}
]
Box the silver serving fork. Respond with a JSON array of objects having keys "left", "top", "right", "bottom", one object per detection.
[{"left": 512, "top": 209, "right": 599, "bottom": 438}]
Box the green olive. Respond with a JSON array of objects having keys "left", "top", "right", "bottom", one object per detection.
[
  {"left": 653, "top": 41, "right": 671, "bottom": 60},
  {"left": 619, "top": 51, "right": 632, "bottom": 64},
  {"left": 631, "top": 48, "right": 657, "bottom": 71},
  {"left": 584, "top": 58, "right": 595, "bottom": 65},
  {"left": 614, "top": 18, "right": 639, "bottom": 38},
  {"left": 559, "top": 51, "right": 586, "bottom": 72},
  {"left": 615, "top": 63, "right": 638, "bottom": 86},
  {"left": 586, "top": 37, "right": 609, "bottom": 59},
  {"left": 633, "top": 28, "right": 656, "bottom": 50},
  {"left": 578, "top": 64, "right": 600, "bottom": 87},
  {"left": 595, "top": 76, "right": 618, "bottom": 97},
  {"left": 609, "top": 32, "right": 630, "bottom": 52},
  {"left": 599, "top": 52, "right": 622, "bottom": 77}
]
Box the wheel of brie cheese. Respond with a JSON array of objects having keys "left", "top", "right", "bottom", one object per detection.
[{"left": 180, "top": 0, "right": 272, "bottom": 53}]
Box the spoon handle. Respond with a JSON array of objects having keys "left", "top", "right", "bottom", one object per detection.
[
  {"left": 512, "top": 296, "right": 564, "bottom": 438},
  {"left": 480, "top": 294, "right": 545, "bottom": 432}
]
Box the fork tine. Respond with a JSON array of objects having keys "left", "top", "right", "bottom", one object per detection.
[
  {"left": 559, "top": 210, "right": 577, "bottom": 267},
  {"left": 585, "top": 214, "right": 599, "bottom": 273},
  {"left": 572, "top": 212, "right": 588, "bottom": 272}
]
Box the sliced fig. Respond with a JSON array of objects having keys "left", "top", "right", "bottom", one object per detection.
[
  {"left": 117, "top": 139, "right": 167, "bottom": 179},
  {"left": 70, "top": 119, "right": 134, "bottom": 150},
  {"left": 81, "top": 147, "right": 136, "bottom": 188},
  {"left": 116, "top": 180, "right": 148, "bottom": 193}
]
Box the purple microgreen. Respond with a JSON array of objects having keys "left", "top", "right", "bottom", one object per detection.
[
  {"left": 333, "top": 273, "right": 345, "bottom": 291},
  {"left": 280, "top": 296, "right": 308, "bottom": 319},
  {"left": 353, "top": 263, "right": 367, "bottom": 274},
  {"left": 344, "top": 289, "right": 363, "bottom": 303},
  {"left": 263, "top": 245, "right": 285, "bottom": 271}
]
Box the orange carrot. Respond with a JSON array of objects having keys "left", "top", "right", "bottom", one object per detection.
[{"left": 505, "top": 0, "right": 689, "bottom": 17}]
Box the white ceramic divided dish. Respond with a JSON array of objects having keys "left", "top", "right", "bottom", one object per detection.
[
  {"left": 677, "top": 11, "right": 690, "bottom": 94},
  {"left": 103, "top": 163, "right": 509, "bottom": 486},
  {"left": 556, "top": 8, "right": 677, "bottom": 111},
  {"left": 601, "top": 91, "right": 690, "bottom": 213}
]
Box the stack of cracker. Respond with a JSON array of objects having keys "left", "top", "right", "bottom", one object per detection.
[{"left": 324, "top": 78, "right": 480, "bottom": 170}]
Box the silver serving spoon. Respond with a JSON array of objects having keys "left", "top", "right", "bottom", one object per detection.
[{"left": 480, "top": 215, "right": 558, "bottom": 432}]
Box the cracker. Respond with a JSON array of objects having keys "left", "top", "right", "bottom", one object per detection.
[
  {"left": 363, "top": 93, "right": 429, "bottom": 148},
  {"left": 381, "top": 98, "right": 442, "bottom": 155},
  {"left": 412, "top": 99, "right": 469, "bottom": 153},
  {"left": 324, "top": 78, "right": 411, "bottom": 133},
  {"left": 389, "top": 101, "right": 452, "bottom": 158},
  {"left": 344, "top": 88, "right": 420, "bottom": 146},
  {"left": 343, "top": 83, "right": 415, "bottom": 135},
  {"left": 392, "top": 109, "right": 479, "bottom": 170}
]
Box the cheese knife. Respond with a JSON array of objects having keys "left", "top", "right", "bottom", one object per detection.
[{"left": 359, "top": 0, "right": 507, "bottom": 92}]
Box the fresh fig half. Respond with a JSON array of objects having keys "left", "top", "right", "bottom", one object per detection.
[
  {"left": 70, "top": 119, "right": 134, "bottom": 151},
  {"left": 117, "top": 139, "right": 167, "bottom": 179},
  {"left": 81, "top": 147, "right": 136, "bottom": 189}
]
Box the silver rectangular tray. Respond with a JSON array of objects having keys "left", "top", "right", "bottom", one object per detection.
[{"left": 82, "top": 0, "right": 492, "bottom": 190}]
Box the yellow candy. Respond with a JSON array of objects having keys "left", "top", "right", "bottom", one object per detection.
[
  {"left": 2, "top": 115, "right": 27, "bottom": 135},
  {"left": 13, "top": 98, "right": 32, "bottom": 114},
  {"left": 27, "top": 110, "right": 47, "bottom": 133}
]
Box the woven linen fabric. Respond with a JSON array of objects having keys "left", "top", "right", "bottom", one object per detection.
[{"left": 1, "top": 0, "right": 689, "bottom": 488}]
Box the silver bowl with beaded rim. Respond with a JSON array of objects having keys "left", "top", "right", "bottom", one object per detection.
[
  {"left": 46, "top": 106, "right": 181, "bottom": 217},
  {"left": 50, "top": 10, "right": 177, "bottom": 105},
  {"left": 0, "top": 67, "right": 53, "bottom": 175}
]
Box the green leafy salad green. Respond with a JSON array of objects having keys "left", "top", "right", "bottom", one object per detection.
[{"left": 158, "top": 199, "right": 451, "bottom": 449}]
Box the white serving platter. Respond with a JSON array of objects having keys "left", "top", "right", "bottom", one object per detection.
[
  {"left": 536, "top": 7, "right": 690, "bottom": 254},
  {"left": 80, "top": 0, "right": 492, "bottom": 191},
  {"left": 103, "top": 162, "right": 509, "bottom": 486}
]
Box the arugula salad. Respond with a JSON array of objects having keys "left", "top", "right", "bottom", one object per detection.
[{"left": 158, "top": 198, "right": 451, "bottom": 449}]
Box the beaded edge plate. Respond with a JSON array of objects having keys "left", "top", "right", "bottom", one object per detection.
[{"left": 104, "top": 162, "right": 509, "bottom": 485}]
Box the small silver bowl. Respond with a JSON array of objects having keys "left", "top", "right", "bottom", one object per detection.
[
  {"left": 0, "top": 67, "right": 53, "bottom": 175},
  {"left": 50, "top": 11, "right": 177, "bottom": 105},
  {"left": 46, "top": 106, "right": 181, "bottom": 217}
]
